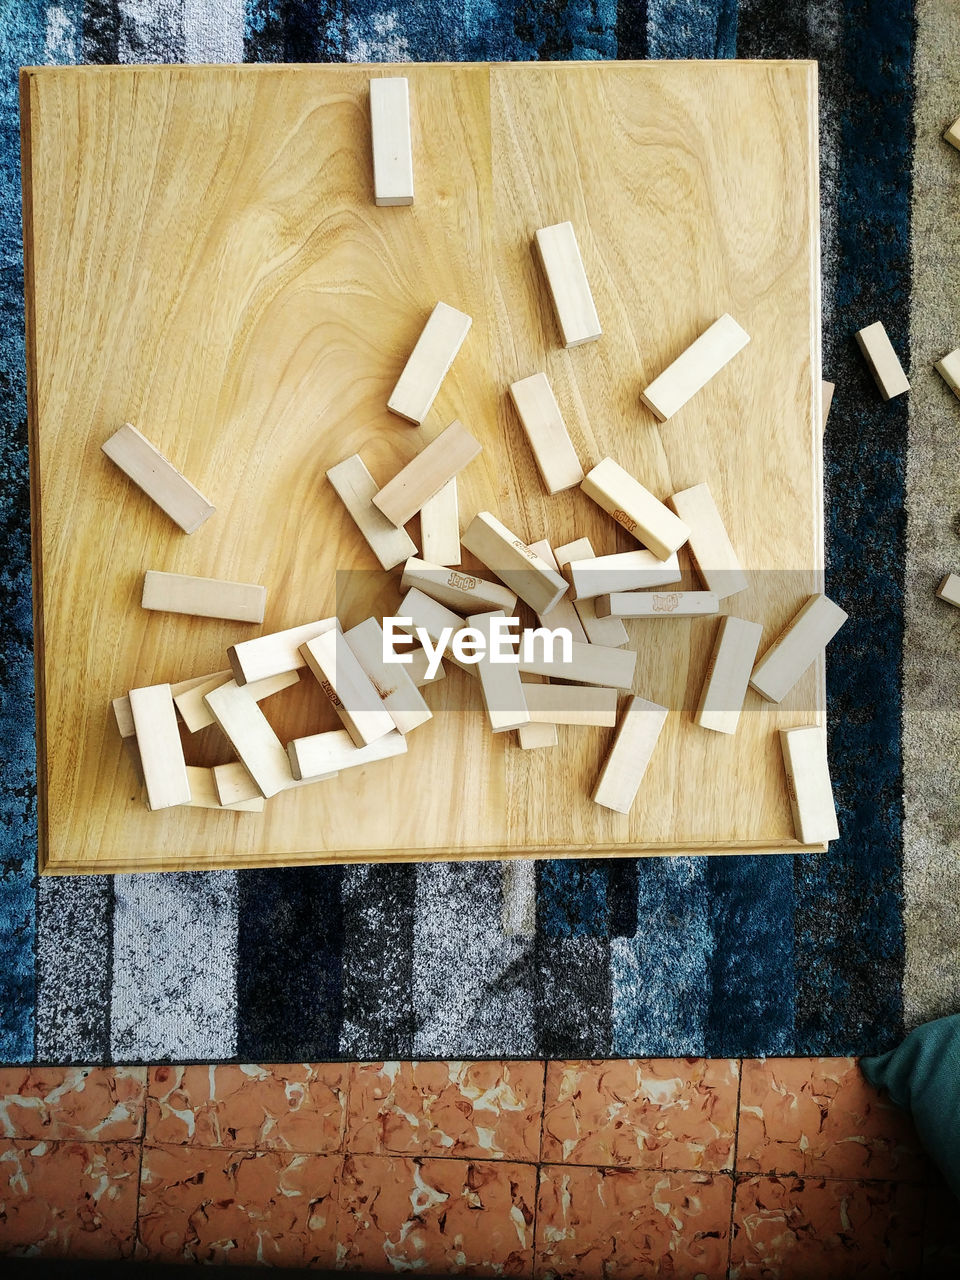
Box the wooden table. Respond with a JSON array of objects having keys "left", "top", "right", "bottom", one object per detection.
[{"left": 22, "top": 61, "right": 823, "bottom": 875}]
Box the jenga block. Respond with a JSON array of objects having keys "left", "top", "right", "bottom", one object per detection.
[
  {"left": 300, "top": 630, "right": 396, "bottom": 747},
  {"left": 370, "top": 76, "right": 414, "bottom": 206},
  {"left": 821, "top": 380, "right": 835, "bottom": 431},
  {"left": 517, "top": 674, "right": 558, "bottom": 750},
  {"left": 373, "top": 420, "right": 481, "bottom": 527},
  {"left": 288, "top": 728, "right": 407, "bottom": 781},
  {"left": 407, "top": 647, "right": 446, "bottom": 686},
  {"left": 112, "top": 695, "right": 135, "bottom": 739},
  {"left": 937, "top": 573, "right": 960, "bottom": 608},
  {"left": 395, "top": 588, "right": 475, "bottom": 675},
  {"left": 461, "top": 511, "right": 568, "bottom": 614},
  {"left": 387, "top": 301, "right": 472, "bottom": 424},
  {"left": 204, "top": 680, "right": 296, "bottom": 798},
  {"left": 174, "top": 669, "right": 299, "bottom": 734},
  {"left": 527, "top": 541, "right": 588, "bottom": 643},
  {"left": 343, "top": 617, "right": 432, "bottom": 735},
  {"left": 128, "top": 683, "right": 192, "bottom": 810},
  {"left": 509, "top": 373, "right": 584, "bottom": 494},
  {"left": 595, "top": 591, "right": 719, "bottom": 619},
  {"left": 212, "top": 757, "right": 337, "bottom": 804},
  {"left": 855, "top": 321, "right": 910, "bottom": 400},
  {"left": 228, "top": 617, "right": 340, "bottom": 685},
  {"left": 640, "top": 314, "right": 750, "bottom": 422},
  {"left": 666, "top": 482, "right": 747, "bottom": 599},
  {"left": 401, "top": 557, "right": 517, "bottom": 614},
  {"left": 581, "top": 458, "right": 690, "bottom": 559},
  {"left": 419, "top": 478, "right": 460, "bottom": 566},
  {"left": 534, "top": 221, "right": 601, "bottom": 348},
  {"left": 522, "top": 683, "right": 618, "bottom": 726},
  {"left": 779, "top": 726, "right": 839, "bottom": 843},
  {"left": 944, "top": 115, "right": 960, "bottom": 152},
  {"left": 553, "top": 537, "right": 628, "bottom": 647},
  {"left": 101, "top": 422, "right": 214, "bottom": 534},
  {"left": 564, "top": 550, "right": 682, "bottom": 600},
  {"left": 695, "top": 616, "right": 763, "bottom": 734},
  {"left": 593, "top": 695, "right": 669, "bottom": 814},
  {"left": 327, "top": 454, "right": 417, "bottom": 571},
  {"left": 186, "top": 766, "right": 265, "bottom": 812},
  {"left": 517, "top": 636, "right": 637, "bottom": 688},
  {"left": 750, "top": 593, "right": 848, "bottom": 703},
  {"left": 935, "top": 349, "right": 960, "bottom": 401},
  {"left": 141, "top": 571, "right": 266, "bottom": 624},
  {"left": 466, "top": 611, "right": 530, "bottom": 732}
]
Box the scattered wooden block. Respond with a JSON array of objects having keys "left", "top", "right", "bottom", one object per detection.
[
  {"left": 128, "top": 683, "right": 192, "bottom": 810},
  {"left": 407, "top": 647, "right": 446, "bottom": 686},
  {"left": 466, "top": 611, "right": 531, "bottom": 732},
  {"left": 461, "top": 511, "right": 568, "bottom": 614},
  {"left": 821, "top": 380, "right": 835, "bottom": 432},
  {"left": 419, "top": 478, "right": 460, "bottom": 566},
  {"left": 779, "top": 725, "right": 839, "bottom": 843},
  {"left": 203, "top": 679, "right": 295, "bottom": 799},
  {"left": 508, "top": 373, "right": 583, "bottom": 494},
  {"left": 373, "top": 419, "right": 481, "bottom": 527},
  {"left": 944, "top": 115, "right": 960, "bottom": 152},
  {"left": 401, "top": 556, "right": 517, "bottom": 614},
  {"left": 112, "top": 695, "right": 136, "bottom": 739},
  {"left": 228, "top": 617, "right": 340, "bottom": 685},
  {"left": 186, "top": 766, "right": 264, "bottom": 812},
  {"left": 141, "top": 570, "right": 266, "bottom": 624},
  {"left": 387, "top": 301, "right": 472, "bottom": 424},
  {"left": 343, "top": 617, "right": 432, "bottom": 735},
  {"left": 101, "top": 422, "right": 214, "bottom": 534},
  {"left": 327, "top": 454, "right": 417, "bottom": 571},
  {"left": 517, "top": 674, "right": 558, "bottom": 750},
  {"left": 595, "top": 590, "right": 719, "bottom": 619},
  {"left": 749, "top": 593, "right": 848, "bottom": 703},
  {"left": 523, "top": 683, "right": 618, "bottom": 726},
  {"left": 174, "top": 669, "right": 299, "bottom": 734},
  {"left": 581, "top": 458, "right": 690, "bottom": 559},
  {"left": 553, "top": 537, "right": 628, "bottom": 647},
  {"left": 564, "top": 549, "right": 682, "bottom": 600},
  {"left": 593, "top": 695, "right": 669, "bottom": 814},
  {"left": 937, "top": 573, "right": 960, "bottom": 608},
  {"left": 935, "top": 349, "right": 960, "bottom": 401},
  {"left": 300, "top": 629, "right": 397, "bottom": 747},
  {"left": 534, "top": 221, "right": 601, "bottom": 348},
  {"left": 395, "top": 588, "right": 475, "bottom": 675},
  {"left": 527, "top": 540, "right": 588, "bottom": 643},
  {"left": 517, "top": 636, "right": 637, "bottom": 688},
  {"left": 639, "top": 314, "right": 750, "bottom": 422},
  {"left": 288, "top": 728, "right": 407, "bottom": 781},
  {"left": 855, "top": 321, "right": 910, "bottom": 400},
  {"left": 666, "top": 482, "right": 747, "bottom": 599},
  {"left": 370, "top": 76, "right": 414, "bottom": 206},
  {"left": 695, "top": 615, "right": 764, "bottom": 734},
  {"left": 213, "top": 760, "right": 264, "bottom": 806}
]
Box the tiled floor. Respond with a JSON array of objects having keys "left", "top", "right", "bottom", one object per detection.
[{"left": 0, "top": 1058, "right": 955, "bottom": 1276}]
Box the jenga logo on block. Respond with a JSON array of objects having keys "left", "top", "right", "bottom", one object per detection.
[
  {"left": 612, "top": 510, "right": 637, "bottom": 533},
  {"left": 447, "top": 570, "right": 479, "bottom": 590},
  {"left": 513, "top": 540, "right": 538, "bottom": 560},
  {"left": 652, "top": 593, "right": 680, "bottom": 613},
  {"left": 320, "top": 679, "right": 343, "bottom": 709}
]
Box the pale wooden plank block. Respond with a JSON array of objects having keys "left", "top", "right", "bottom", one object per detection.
[
  {"left": 419, "top": 478, "right": 460, "bottom": 566},
  {"left": 553, "top": 536, "right": 628, "bottom": 647},
  {"left": 141, "top": 570, "right": 266, "bottom": 624},
  {"left": 581, "top": 457, "right": 690, "bottom": 559},
  {"left": 595, "top": 591, "right": 719, "bottom": 619},
  {"left": 779, "top": 726, "right": 838, "bottom": 843},
  {"left": 749, "top": 593, "right": 848, "bottom": 703},
  {"left": 461, "top": 511, "right": 568, "bottom": 614},
  {"left": 228, "top": 617, "right": 340, "bottom": 686},
  {"left": 695, "top": 616, "right": 763, "bottom": 734},
  {"left": 666, "top": 482, "right": 747, "bottom": 599},
  {"left": 527, "top": 540, "right": 588, "bottom": 642},
  {"left": 401, "top": 556, "right": 517, "bottom": 614},
  {"left": 174, "top": 669, "right": 300, "bottom": 734},
  {"left": 112, "top": 695, "right": 135, "bottom": 739},
  {"left": 212, "top": 758, "right": 338, "bottom": 804},
  {"left": 937, "top": 573, "right": 960, "bottom": 608},
  {"left": 821, "top": 380, "right": 835, "bottom": 431},
  {"left": 327, "top": 454, "right": 417, "bottom": 571},
  {"left": 522, "top": 683, "right": 618, "bottom": 726},
  {"left": 289, "top": 728, "right": 407, "bottom": 781},
  {"left": 186, "top": 766, "right": 264, "bottom": 812},
  {"left": 944, "top": 115, "right": 960, "bottom": 152},
  {"left": 593, "top": 695, "right": 669, "bottom": 814},
  {"left": 509, "top": 372, "right": 583, "bottom": 494},
  {"left": 203, "top": 679, "right": 295, "bottom": 799},
  {"left": 407, "top": 647, "right": 446, "bottom": 686},
  {"left": 101, "top": 422, "right": 214, "bottom": 534},
  {"left": 370, "top": 76, "right": 414, "bottom": 206},
  {"left": 396, "top": 588, "right": 475, "bottom": 675},
  {"left": 534, "top": 221, "right": 601, "bottom": 348},
  {"left": 855, "top": 321, "right": 910, "bottom": 400},
  {"left": 934, "top": 348, "right": 960, "bottom": 401},
  {"left": 517, "top": 636, "right": 637, "bottom": 688},
  {"left": 387, "top": 301, "right": 472, "bottom": 424},
  {"left": 343, "top": 617, "right": 432, "bottom": 735},
  {"left": 128, "top": 683, "right": 191, "bottom": 810},
  {"left": 300, "top": 629, "right": 396, "bottom": 747},
  {"left": 373, "top": 419, "right": 481, "bottom": 527},
  {"left": 466, "top": 610, "right": 530, "bottom": 732},
  {"left": 640, "top": 314, "right": 750, "bottom": 422},
  {"left": 517, "top": 674, "right": 557, "bottom": 750},
  {"left": 565, "top": 550, "right": 682, "bottom": 600}
]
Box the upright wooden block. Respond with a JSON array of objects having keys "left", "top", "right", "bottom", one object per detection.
[
  {"left": 523, "top": 683, "right": 619, "bottom": 726},
  {"left": 101, "top": 422, "right": 214, "bottom": 533},
  {"left": 288, "top": 728, "right": 407, "bottom": 781},
  {"left": 553, "top": 537, "right": 628, "bottom": 647},
  {"left": 517, "top": 674, "right": 558, "bottom": 750},
  {"left": 581, "top": 458, "right": 690, "bottom": 559},
  {"left": 300, "top": 630, "right": 397, "bottom": 747},
  {"left": 395, "top": 588, "right": 475, "bottom": 675},
  {"left": 937, "top": 573, "right": 960, "bottom": 608},
  {"left": 779, "top": 726, "right": 839, "bottom": 843},
  {"left": 373, "top": 419, "right": 481, "bottom": 527},
  {"left": 228, "top": 617, "right": 340, "bottom": 685},
  {"left": 594, "top": 591, "right": 719, "bottom": 619},
  {"left": 370, "top": 76, "right": 414, "bottom": 206},
  {"left": 934, "top": 348, "right": 960, "bottom": 401},
  {"left": 509, "top": 372, "right": 583, "bottom": 494},
  {"left": 565, "top": 550, "right": 682, "bottom": 600},
  {"left": 343, "top": 617, "right": 432, "bottom": 735},
  {"left": 855, "top": 321, "right": 910, "bottom": 400},
  {"left": 327, "top": 454, "right": 417, "bottom": 571},
  {"left": 821, "top": 380, "right": 835, "bottom": 431},
  {"left": 141, "top": 571, "right": 266, "bottom": 624},
  {"left": 387, "top": 301, "right": 472, "bottom": 424},
  {"left": 466, "top": 611, "right": 531, "bottom": 732},
  {"left": 517, "top": 637, "right": 637, "bottom": 688},
  {"left": 128, "top": 683, "right": 191, "bottom": 810},
  {"left": 666, "top": 482, "right": 747, "bottom": 599},
  {"left": 534, "top": 221, "right": 602, "bottom": 348},
  {"left": 695, "top": 615, "right": 764, "bottom": 734},
  {"left": 401, "top": 557, "right": 517, "bottom": 615},
  {"left": 527, "top": 540, "right": 588, "bottom": 643},
  {"left": 461, "top": 511, "right": 568, "bottom": 614},
  {"left": 944, "top": 115, "right": 960, "bottom": 152},
  {"left": 593, "top": 695, "right": 669, "bottom": 814},
  {"left": 749, "top": 593, "right": 848, "bottom": 703},
  {"left": 112, "top": 695, "right": 136, "bottom": 739},
  {"left": 174, "top": 669, "right": 299, "bottom": 734},
  {"left": 640, "top": 314, "right": 750, "bottom": 422},
  {"left": 203, "top": 679, "right": 294, "bottom": 798},
  {"left": 419, "top": 478, "right": 460, "bottom": 566},
  {"left": 186, "top": 766, "right": 265, "bottom": 813}
]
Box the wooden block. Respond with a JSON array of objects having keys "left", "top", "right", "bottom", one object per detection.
[
  {"left": 101, "top": 422, "right": 214, "bottom": 534},
  {"left": 640, "top": 314, "right": 750, "bottom": 422},
  {"left": 595, "top": 591, "right": 719, "bottom": 619},
  {"left": 466, "top": 611, "right": 530, "bottom": 732},
  {"left": 387, "top": 301, "right": 472, "bottom": 424},
  {"left": 370, "top": 76, "right": 414, "bottom": 206},
  {"left": 855, "top": 321, "right": 910, "bottom": 400},
  {"left": 749, "top": 593, "right": 848, "bottom": 703},
  {"left": 228, "top": 617, "right": 340, "bottom": 685},
  {"left": 937, "top": 573, "right": 960, "bottom": 608},
  {"left": 581, "top": 458, "right": 690, "bottom": 559},
  {"left": 419, "top": 478, "right": 460, "bottom": 566},
  {"left": 593, "top": 695, "right": 669, "bottom": 814},
  {"left": 522, "top": 683, "right": 618, "bottom": 726},
  {"left": 534, "top": 221, "right": 601, "bottom": 348},
  {"left": 407, "top": 647, "right": 446, "bottom": 686},
  {"left": 695, "top": 616, "right": 764, "bottom": 734},
  {"left": 779, "top": 726, "right": 839, "bottom": 843},
  {"left": 509, "top": 373, "right": 584, "bottom": 494},
  {"left": 527, "top": 540, "right": 588, "bottom": 642},
  {"left": 327, "top": 454, "right": 417, "bottom": 571},
  {"left": 203, "top": 679, "right": 295, "bottom": 799},
  {"left": 343, "top": 617, "right": 432, "bottom": 735},
  {"left": 373, "top": 419, "right": 481, "bottom": 527},
  {"left": 461, "top": 511, "right": 568, "bottom": 614},
  {"left": 395, "top": 588, "right": 475, "bottom": 675},
  {"left": 289, "top": 728, "right": 407, "bottom": 781},
  {"left": 128, "top": 683, "right": 191, "bottom": 810},
  {"left": 112, "top": 695, "right": 135, "bottom": 739},
  {"left": 141, "top": 570, "right": 266, "bottom": 624},
  {"left": 666, "top": 482, "right": 747, "bottom": 599},
  {"left": 821, "top": 380, "right": 835, "bottom": 431},
  {"left": 401, "top": 557, "right": 517, "bottom": 614},
  {"left": 186, "top": 766, "right": 264, "bottom": 813},
  {"left": 944, "top": 115, "right": 960, "bottom": 152},
  {"left": 517, "top": 637, "right": 637, "bottom": 688},
  {"left": 934, "top": 348, "right": 960, "bottom": 401},
  {"left": 517, "top": 674, "right": 558, "bottom": 750},
  {"left": 174, "top": 669, "right": 299, "bottom": 734},
  {"left": 565, "top": 550, "right": 682, "bottom": 600},
  {"left": 300, "top": 630, "right": 397, "bottom": 747},
  {"left": 213, "top": 760, "right": 263, "bottom": 806},
  {"left": 552, "top": 536, "right": 628, "bottom": 647}
]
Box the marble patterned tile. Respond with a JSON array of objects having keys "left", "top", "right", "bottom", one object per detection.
[
  {"left": 137, "top": 1143, "right": 340, "bottom": 1267},
  {"left": 0, "top": 1067, "right": 146, "bottom": 1141},
  {"left": 730, "top": 1175, "right": 924, "bottom": 1279},
  {"left": 346, "top": 1061, "right": 544, "bottom": 1161},
  {"left": 337, "top": 1153, "right": 536, "bottom": 1274},
  {"left": 541, "top": 1058, "right": 739, "bottom": 1170},
  {"left": 0, "top": 1139, "right": 139, "bottom": 1259},
  {"left": 535, "top": 1163, "right": 733, "bottom": 1279},
  {"left": 145, "top": 1063, "right": 346, "bottom": 1151},
  {"left": 737, "top": 1058, "right": 930, "bottom": 1180}
]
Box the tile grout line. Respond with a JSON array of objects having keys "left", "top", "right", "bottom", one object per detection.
[
  {"left": 726, "top": 1058, "right": 744, "bottom": 1280},
  {"left": 332, "top": 1063, "right": 356, "bottom": 1261},
  {"left": 531, "top": 1060, "right": 548, "bottom": 1278}
]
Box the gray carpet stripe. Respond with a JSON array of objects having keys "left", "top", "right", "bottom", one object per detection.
[
  {"left": 184, "top": 0, "right": 244, "bottom": 62},
  {"left": 501, "top": 860, "right": 536, "bottom": 938},
  {"left": 35, "top": 877, "right": 113, "bottom": 1063},
  {"left": 339, "top": 864, "right": 415, "bottom": 1059},
  {"left": 117, "top": 0, "right": 185, "bottom": 62}
]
